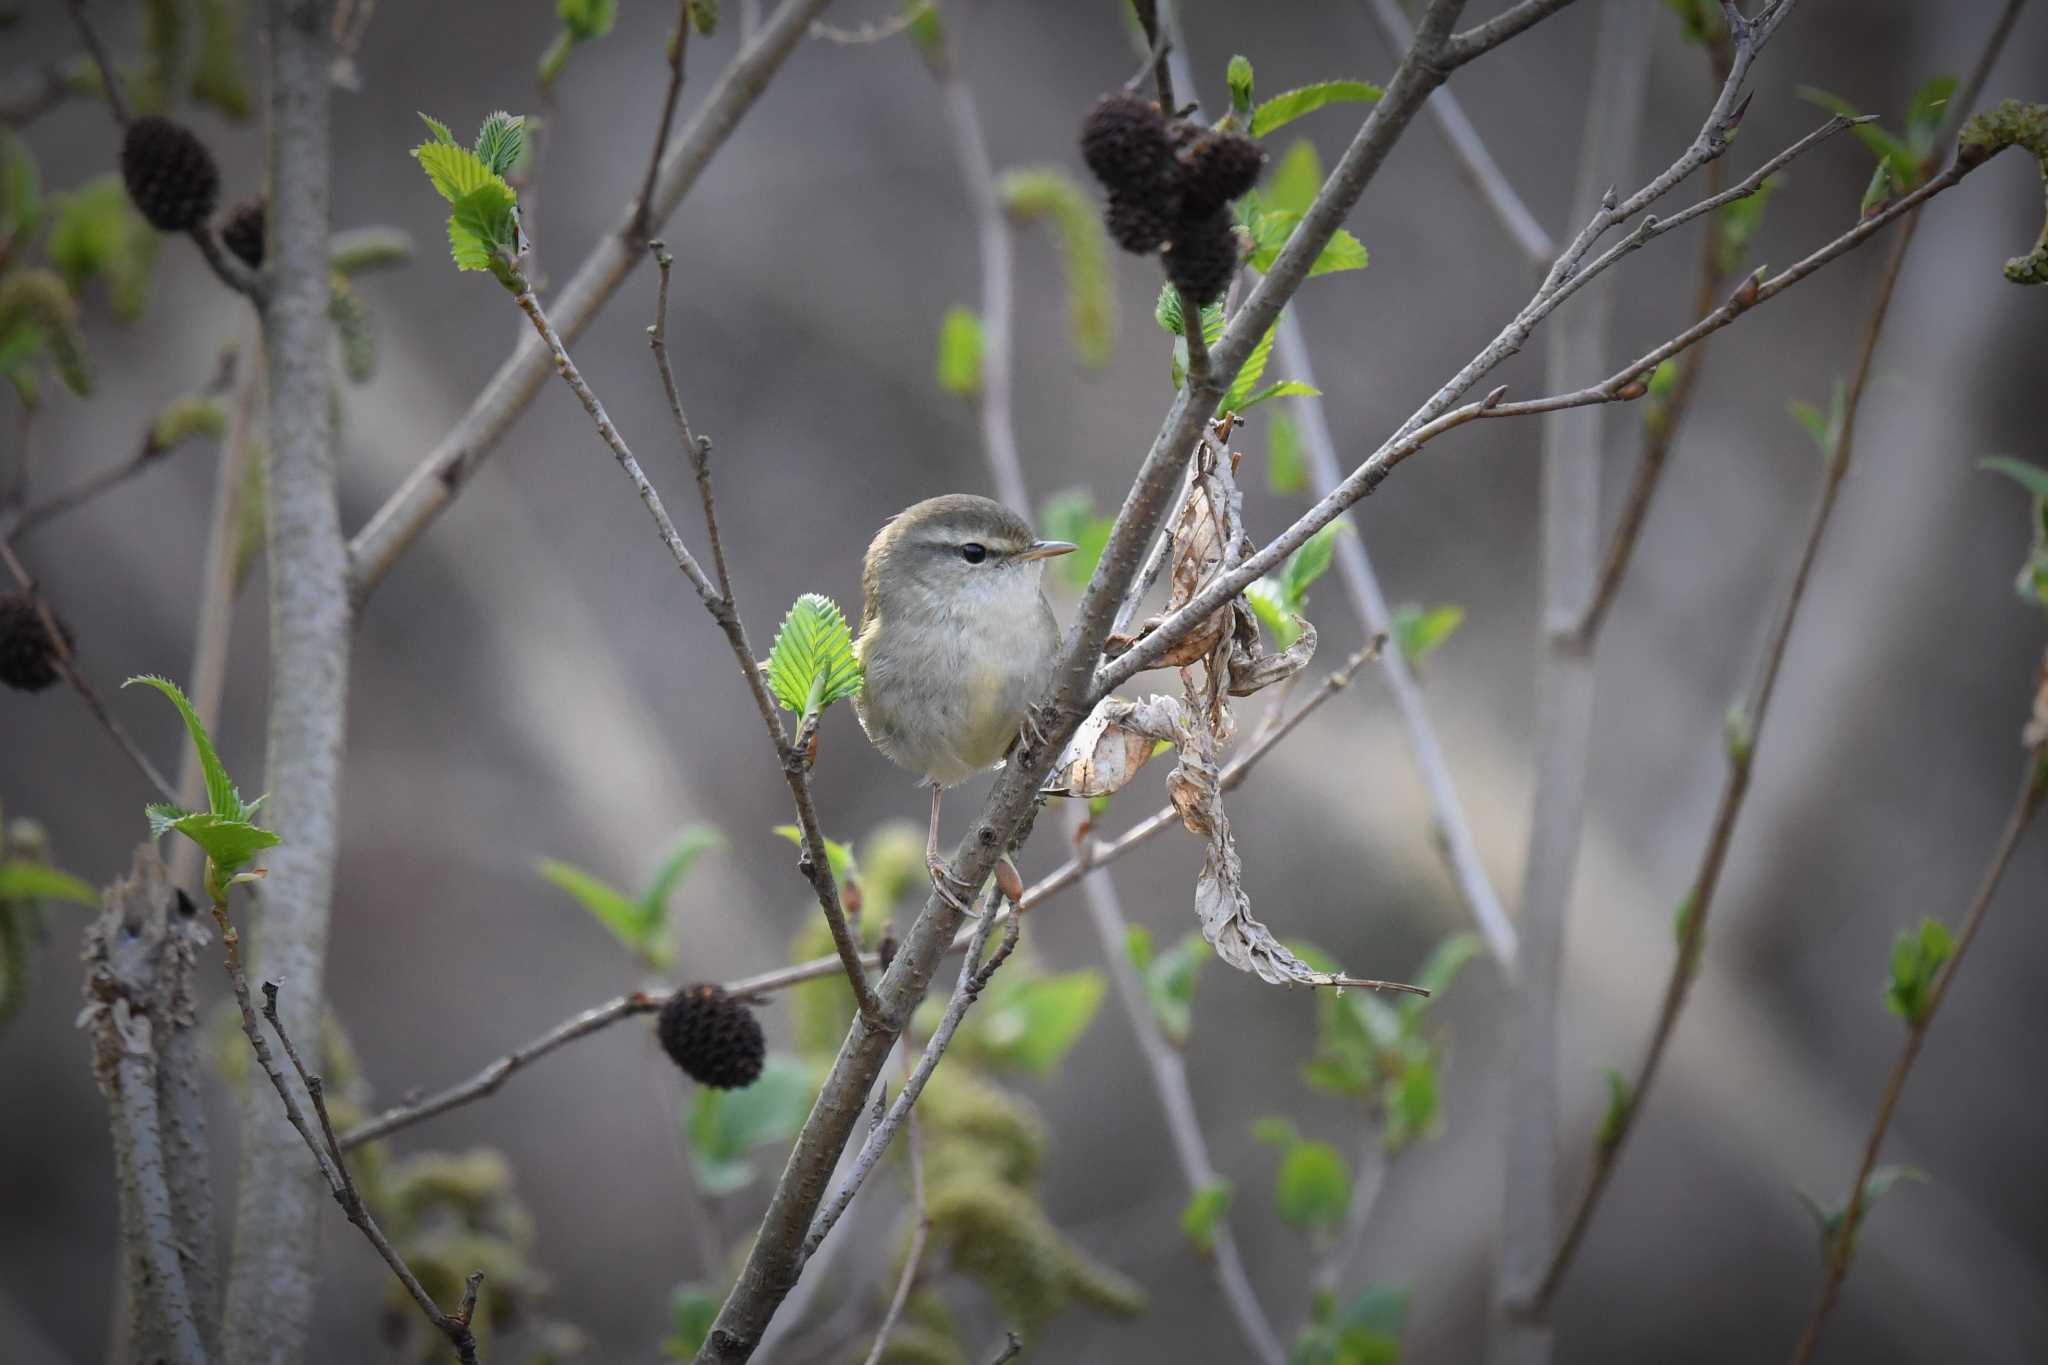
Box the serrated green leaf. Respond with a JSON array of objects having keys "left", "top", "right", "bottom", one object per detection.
[
  {"left": 765, "top": 594, "right": 863, "bottom": 716},
  {"left": 1267, "top": 140, "right": 1322, "bottom": 219},
  {"left": 1309, "top": 229, "right": 1369, "bottom": 276},
  {"left": 967, "top": 970, "right": 1105, "bottom": 1074},
  {"left": 557, "top": 0, "right": 618, "bottom": 40},
  {"left": 1391, "top": 603, "right": 1463, "bottom": 665},
  {"left": 1597, "top": 1066, "right": 1633, "bottom": 1149},
  {"left": 1226, "top": 55, "right": 1254, "bottom": 115},
  {"left": 473, "top": 110, "right": 526, "bottom": 179},
  {"left": 1239, "top": 380, "right": 1320, "bottom": 412},
  {"left": 936, "top": 305, "right": 983, "bottom": 396},
  {"left": 540, "top": 857, "right": 658, "bottom": 964},
  {"left": 412, "top": 139, "right": 505, "bottom": 205},
  {"left": 685, "top": 1055, "right": 816, "bottom": 1192},
  {"left": 149, "top": 811, "right": 280, "bottom": 874},
  {"left": 1275, "top": 1139, "right": 1351, "bottom": 1231},
  {"left": 1001, "top": 167, "right": 1116, "bottom": 367},
  {"left": 772, "top": 825, "right": 858, "bottom": 892},
  {"left": 1182, "top": 1178, "right": 1232, "bottom": 1252},
  {"left": 0, "top": 859, "right": 98, "bottom": 906},
  {"left": 1268, "top": 411, "right": 1307, "bottom": 495},
  {"left": 447, "top": 182, "right": 519, "bottom": 274},
  {"left": 418, "top": 112, "right": 456, "bottom": 146},
  {"left": 1382, "top": 1056, "right": 1439, "bottom": 1152},
  {"left": 1251, "top": 80, "right": 1383, "bottom": 138},
  {"left": 1981, "top": 456, "right": 2048, "bottom": 502},
  {"left": 1281, "top": 520, "right": 1352, "bottom": 612},
  {"left": 1220, "top": 318, "right": 1281, "bottom": 415},
  {"left": 125, "top": 675, "right": 244, "bottom": 820}
]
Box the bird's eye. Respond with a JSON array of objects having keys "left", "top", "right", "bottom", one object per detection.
[{"left": 960, "top": 543, "right": 987, "bottom": 564}]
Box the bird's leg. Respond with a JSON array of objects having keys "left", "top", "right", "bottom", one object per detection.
[
  {"left": 926, "top": 785, "right": 980, "bottom": 917},
  {"left": 1019, "top": 701, "right": 1053, "bottom": 755}
]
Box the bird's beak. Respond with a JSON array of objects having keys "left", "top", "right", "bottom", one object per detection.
[{"left": 1018, "top": 540, "right": 1078, "bottom": 561}]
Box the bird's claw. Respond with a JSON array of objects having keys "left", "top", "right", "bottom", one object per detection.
[
  {"left": 927, "top": 858, "right": 982, "bottom": 918},
  {"left": 1020, "top": 702, "right": 1053, "bottom": 754}
]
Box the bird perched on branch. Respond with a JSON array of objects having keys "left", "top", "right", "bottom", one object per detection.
[{"left": 854, "top": 494, "right": 1075, "bottom": 911}]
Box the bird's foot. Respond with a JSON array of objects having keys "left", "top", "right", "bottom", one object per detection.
[
  {"left": 927, "top": 858, "right": 983, "bottom": 918},
  {"left": 1020, "top": 702, "right": 1055, "bottom": 755}
]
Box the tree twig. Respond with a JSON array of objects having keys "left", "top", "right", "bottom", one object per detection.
[
  {"left": 860, "top": 1035, "right": 930, "bottom": 1365},
  {"left": 632, "top": 3, "right": 691, "bottom": 244},
  {"left": 0, "top": 539, "right": 177, "bottom": 802},
  {"left": 1530, "top": 0, "right": 2028, "bottom": 1309},
  {"left": 1786, "top": 739, "right": 2047, "bottom": 1364},
  {"left": 345, "top": 0, "right": 838, "bottom": 605},
  {"left": 517, "top": 271, "right": 878, "bottom": 1020},
  {"left": 802, "top": 902, "right": 1016, "bottom": 1262},
  {"left": 1495, "top": 8, "right": 1651, "bottom": 1363}
]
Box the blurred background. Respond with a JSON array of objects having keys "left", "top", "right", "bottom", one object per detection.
[{"left": 4, "top": 0, "right": 2047, "bottom": 1361}]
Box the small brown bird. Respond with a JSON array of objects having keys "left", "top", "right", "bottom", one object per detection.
[{"left": 853, "top": 495, "right": 1075, "bottom": 907}]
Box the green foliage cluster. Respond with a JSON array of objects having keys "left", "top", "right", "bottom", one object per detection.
[
  {"left": 412, "top": 113, "right": 526, "bottom": 287},
  {"left": 539, "top": 824, "right": 722, "bottom": 969},
  {"left": 1801, "top": 76, "right": 1957, "bottom": 216},
  {"left": 1883, "top": 917, "right": 1954, "bottom": 1026},
  {"left": 127, "top": 674, "right": 279, "bottom": 900},
  {"left": 1244, "top": 520, "right": 1351, "bottom": 650},
  {"left": 1982, "top": 457, "right": 2048, "bottom": 610},
  {"left": 764, "top": 593, "right": 863, "bottom": 719}
]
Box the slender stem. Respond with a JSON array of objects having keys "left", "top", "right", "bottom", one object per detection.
[
  {"left": 0, "top": 539, "right": 178, "bottom": 802},
  {"left": 346, "top": 0, "right": 838, "bottom": 604},
  {"left": 1310, "top": 1124, "right": 1389, "bottom": 1298},
  {"left": 62, "top": 0, "right": 128, "bottom": 124},
  {"left": 632, "top": 4, "right": 691, "bottom": 244},
  {"left": 1786, "top": 745, "right": 2046, "bottom": 1364},
  {"left": 1494, "top": 9, "right": 1650, "bottom": 1363},
  {"left": 860, "top": 1036, "right": 929, "bottom": 1365},
  {"left": 332, "top": 647, "right": 1375, "bottom": 1152},
  {"left": 802, "top": 904, "right": 1016, "bottom": 1261},
  {"left": 1076, "top": 803, "right": 1286, "bottom": 1365},
  {"left": 516, "top": 280, "right": 877, "bottom": 1019},
  {"left": 1363, "top": 0, "right": 1552, "bottom": 267},
  {"left": 1529, "top": 0, "right": 2029, "bottom": 1291},
  {"left": 1130, "top": 0, "right": 1176, "bottom": 112}
]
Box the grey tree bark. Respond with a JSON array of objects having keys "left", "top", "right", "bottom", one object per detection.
[{"left": 221, "top": 5, "right": 343, "bottom": 1363}]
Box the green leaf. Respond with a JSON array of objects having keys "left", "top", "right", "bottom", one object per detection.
[
  {"left": 662, "top": 1285, "right": 722, "bottom": 1360},
  {"left": 1280, "top": 520, "right": 1353, "bottom": 612},
  {"left": 412, "top": 138, "right": 506, "bottom": 205},
  {"left": 1407, "top": 932, "right": 1481, "bottom": 1004},
  {"left": 1381, "top": 1056, "right": 1439, "bottom": 1152},
  {"left": 1309, "top": 229, "right": 1369, "bottom": 276},
  {"left": 1251, "top": 80, "right": 1384, "bottom": 138},
  {"left": 1226, "top": 55, "right": 1255, "bottom": 115},
  {"left": 1646, "top": 358, "right": 1679, "bottom": 401},
  {"left": 936, "top": 305, "right": 983, "bottom": 397},
  {"left": 1267, "top": 141, "right": 1322, "bottom": 219},
  {"left": 1596, "top": 1066, "right": 1633, "bottom": 1149},
  {"left": 1154, "top": 284, "right": 1224, "bottom": 343},
  {"left": 1905, "top": 75, "right": 1957, "bottom": 156},
  {"left": 1981, "top": 455, "right": 2048, "bottom": 502},
  {"left": 0, "top": 860, "right": 97, "bottom": 906},
  {"left": 1251, "top": 1115, "right": 1301, "bottom": 1148},
  {"left": 1275, "top": 1139, "right": 1351, "bottom": 1232},
  {"left": 1321, "top": 1283, "right": 1410, "bottom": 1365},
  {"left": 473, "top": 110, "right": 526, "bottom": 178},
  {"left": 1724, "top": 698, "right": 1754, "bottom": 768},
  {"left": 144, "top": 809, "right": 280, "bottom": 875},
  {"left": 684, "top": 1055, "right": 817, "bottom": 1193},
  {"left": 45, "top": 175, "right": 157, "bottom": 321},
  {"left": 539, "top": 858, "right": 659, "bottom": 965},
  {"left": 1239, "top": 380, "right": 1321, "bottom": 412},
  {"left": 1038, "top": 488, "right": 1114, "bottom": 592},
  {"left": 1001, "top": 168, "right": 1116, "bottom": 368},
  {"left": 447, "top": 182, "right": 519, "bottom": 275},
  {"left": 1883, "top": 916, "right": 1954, "bottom": 1025},
  {"left": 1244, "top": 578, "right": 1300, "bottom": 649},
  {"left": 1787, "top": 377, "right": 1846, "bottom": 459},
  {"left": 772, "top": 825, "right": 858, "bottom": 891},
  {"left": 1221, "top": 318, "right": 1281, "bottom": 414},
  {"left": 418, "top": 112, "right": 456, "bottom": 146},
  {"left": 968, "top": 970, "right": 1105, "bottom": 1074},
  {"left": 1716, "top": 173, "right": 1781, "bottom": 276},
  {"left": 1268, "top": 411, "right": 1307, "bottom": 495},
  {"left": 1796, "top": 87, "right": 1920, "bottom": 187},
  {"left": 1128, "top": 927, "right": 1205, "bottom": 1046},
  {"left": 124, "top": 675, "right": 245, "bottom": 820},
  {"left": 764, "top": 594, "right": 863, "bottom": 716},
  {"left": 1182, "top": 1178, "right": 1232, "bottom": 1253},
  {"left": 557, "top": 0, "right": 618, "bottom": 40},
  {"left": 641, "top": 825, "right": 723, "bottom": 928},
  {"left": 1390, "top": 603, "right": 1463, "bottom": 665}
]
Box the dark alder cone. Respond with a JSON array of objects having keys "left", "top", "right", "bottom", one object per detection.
[
  {"left": 1176, "top": 130, "right": 1265, "bottom": 216},
  {"left": 221, "top": 198, "right": 266, "bottom": 268},
  {"left": 657, "top": 983, "right": 765, "bottom": 1089},
  {"left": 0, "top": 593, "right": 71, "bottom": 694},
  {"left": 1105, "top": 190, "right": 1172, "bottom": 254},
  {"left": 1079, "top": 92, "right": 1173, "bottom": 194},
  {"left": 1163, "top": 209, "right": 1240, "bottom": 306},
  {"left": 121, "top": 116, "right": 221, "bottom": 233}
]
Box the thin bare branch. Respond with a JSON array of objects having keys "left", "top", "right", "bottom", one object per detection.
[
  {"left": 632, "top": 4, "right": 691, "bottom": 244},
  {"left": 1787, "top": 741, "right": 2047, "bottom": 1364},
  {"left": 516, "top": 276, "right": 877, "bottom": 1019},
  {"left": 345, "top": 0, "right": 838, "bottom": 604},
  {"left": 860, "top": 1036, "right": 930, "bottom": 1365}
]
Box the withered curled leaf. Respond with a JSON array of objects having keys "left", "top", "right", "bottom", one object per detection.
[{"left": 1044, "top": 694, "right": 1185, "bottom": 799}]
